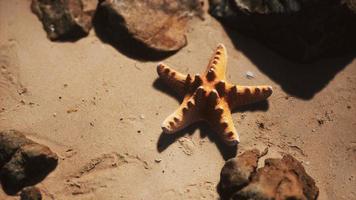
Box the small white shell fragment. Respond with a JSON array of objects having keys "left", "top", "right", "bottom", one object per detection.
[{"left": 245, "top": 71, "right": 255, "bottom": 79}]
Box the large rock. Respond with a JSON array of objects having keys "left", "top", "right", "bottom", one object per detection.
[
  {"left": 98, "top": 0, "right": 203, "bottom": 52},
  {"left": 0, "top": 130, "right": 58, "bottom": 194},
  {"left": 219, "top": 150, "right": 319, "bottom": 200},
  {"left": 209, "top": 0, "right": 356, "bottom": 62},
  {"left": 31, "top": 0, "right": 98, "bottom": 40}
]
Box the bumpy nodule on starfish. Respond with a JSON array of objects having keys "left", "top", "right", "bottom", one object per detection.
[{"left": 157, "top": 44, "right": 273, "bottom": 146}]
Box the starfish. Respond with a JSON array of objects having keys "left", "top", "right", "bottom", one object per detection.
[{"left": 157, "top": 44, "right": 273, "bottom": 146}]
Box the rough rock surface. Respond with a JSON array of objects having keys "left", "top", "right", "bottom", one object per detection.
[
  {"left": 0, "top": 130, "right": 31, "bottom": 168},
  {"left": 20, "top": 186, "right": 42, "bottom": 200},
  {"left": 31, "top": 0, "right": 97, "bottom": 40},
  {"left": 219, "top": 150, "right": 319, "bottom": 200},
  {"left": 209, "top": 0, "right": 356, "bottom": 62},
  {"left": 98, "top": 0, "right": 203, "bottom": 52},
  {"left": 0, "top": 130, "right": 58, "bottom": 194},
  {"left": 219, "top": 149, "right": 260, "bottom": 197}
]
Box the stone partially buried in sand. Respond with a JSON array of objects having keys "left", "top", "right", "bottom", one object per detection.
[
  {"left": 219, "top": 149, "right": 319, "bottom": 200},
  {"left": 99, "top": 0, "right": 203, "bottom": 52},
  {"left": 0, "top": 130, "right": 58, "bottom": 194},
  {"left": 31, "top": 0, "right": 97, "bottom": 40}
]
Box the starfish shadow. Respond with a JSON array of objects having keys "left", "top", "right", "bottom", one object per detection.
[
  {"left": 156, "top": 122, "right": 237, "bottom": 161},
  {"left": 153, "top": 79, "right": 182, "bottom": 102},
  {"left": 154, "top": 78, "right": 269, "bottom": 160}
]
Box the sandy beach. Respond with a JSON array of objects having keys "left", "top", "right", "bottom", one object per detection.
[{"left": 1, "top": 0, "right": 356, "bottom": 199}]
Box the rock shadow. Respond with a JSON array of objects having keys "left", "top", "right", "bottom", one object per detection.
[
  {"left": 223, "top": 28, "right": 355, "bottom": 100},
  {"left": 92, "top": 5, "right": 177, "bottom": 62},
  {"left": 154, "top": 78, "right": 270, "bottom": 160}
]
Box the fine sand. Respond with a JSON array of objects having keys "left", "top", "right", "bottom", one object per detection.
[{"left": 1, "top": 0, "right": 356, "bottom": 199}]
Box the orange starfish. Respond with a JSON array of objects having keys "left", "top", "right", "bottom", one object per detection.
[{"left": 157, "top": 44, "right": 272, "bottom": 146}]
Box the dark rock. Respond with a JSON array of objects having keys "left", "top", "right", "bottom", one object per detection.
[
  {"left": 0, "top": 130, "right": 32, "bottom": 168},
  {"left": 219, "top": 150, "right": 319, "bottom": 200},
  {"left": 0, "top": 130, "right": 58, "bottom": 194},
  {"left": 343, "top": 0, "right": 356, "bottom": 12},
  {"left": 209, "top": 0, "right": 356, "bottom": 62},
  {"left": 31, "top": 0, "right": 98, "bottom": 41},
  {"left": 98, "top": 0, "right": 203, "bottom": 52},
  {"left": 20, "top": 186, "right": 42, "bottom": 200}
]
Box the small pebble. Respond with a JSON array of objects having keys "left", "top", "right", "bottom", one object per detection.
[
  {"left": 245, "top": 71, "right": 255, "bottom": 79},
  {"left": 18, "top": 87, "right": 28, "bottom": 95},
  {"left": 53, "top": 113, "right": 57, "bottom": 117},
  {"left": 155, "top": 158, "right": 162, "bottom": 163},
  {"left": 67, "top": 109, "right": 78, "bottom": 113},
  {"left": 140, "top": 114, "right": 145, "bottom": 119}
]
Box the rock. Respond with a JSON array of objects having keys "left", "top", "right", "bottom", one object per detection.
[
  {"left": 0, "top": 130, "right": 31, "bottom": 168},
  {"left": 343, "top": 0, "right": 356, "bottom": 12},
  {"left": 31, "top": 0, "right": 98, "bottom": 40},
  {"left": 98, "top": 0, "right": 203, "bottom": 52},
  {"left": 219, "top": 149, "right": 260, "bottom": 198},
  {"left": 20, "top": 186, "right": 42, "bottom": 200},
  {"left": 219, "top": 150, "right": 319, "bottom": 200},
  {"left": 209, "top": 0, "right": 356, "bottom": 62},
  {"left": 0, "top": 130, "right": 58, "bottom": 194}
]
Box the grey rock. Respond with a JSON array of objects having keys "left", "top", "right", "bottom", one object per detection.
[{"left": 31, "top": 0, "right": 97, "bottom": 40}]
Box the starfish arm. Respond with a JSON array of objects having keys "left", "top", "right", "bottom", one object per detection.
[
  {"left": 161, "top": 96, "right": 199, "bottom": 134},
  {"left": 227, "top": 85, "right": 273, "bottom": 110},
  {"left": 157, "top": 63, "right": 188, "bottom": 96},
  {"left": 209, "top": 101, "right": 239, "bottom": 145},
  {"left": 204, "top": 44, "right": 227, "bottom": 81}
]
